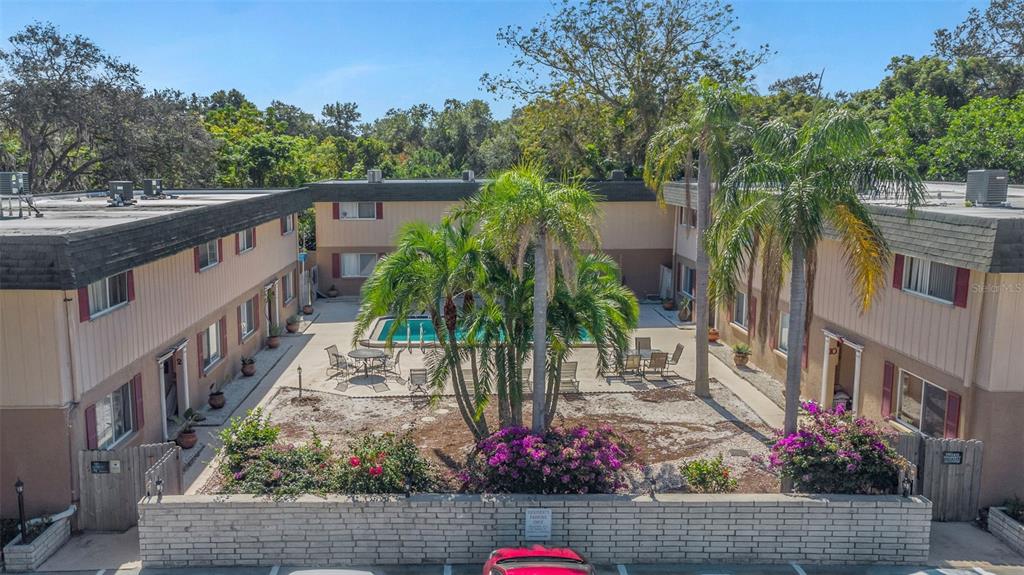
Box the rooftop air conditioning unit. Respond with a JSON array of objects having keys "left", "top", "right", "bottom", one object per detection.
[
  {"left": 367, "top": 169, "right": 383, "bottom": 184},
  {"left": 610, "top": 169, "right": 625, "bottom": 181},
  {"left": 143, "top": 178, "right": 163, "bottom": 197},
  {"left": 108, "top": 181, "right": 134, "bottom": 204},
  {"left": 0, "top": 172, "right": 28, "bottom": 195},
  {"left": 966, "top": 169, "right": 1008, "bottom": 206},
  {"left": 462, "top": 170, "right": 475, "bottom": 182}
]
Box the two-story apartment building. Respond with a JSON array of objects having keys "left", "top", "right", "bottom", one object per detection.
[
  {"left": 306, "top": 174, "right": 675, "bottom": 298},
  {"left": 664, "top": 178, "right": 1024, "bottom": 506},
  {"left": 0, "top": 187, "right": 306, "bottom": 517}
]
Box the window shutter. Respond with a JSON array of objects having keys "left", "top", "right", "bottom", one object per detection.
[
  {"left": 127, "top": 270, "right": 135, "bottom": 302},
  {"left": 280, "top": 217, "right": 287, "bottom": 234},
  {"left": 219, "top": 316, "right": 228, "bottom": 357},
  {"left": 253, "top": 294, "right": 261, "bottom": 332},
  {"left": 78, "top": 287, "right": 91, "bottom": 322},
  {"left": 332, "top": 253, "right": 340, "bottom": 278},
  {"left": 944, "top": 392, "right": 961, "bottom": 438},
  {"left": 953, "top": 268, "right": 970, "bottom": 308},
  {"left": 881, "top": 361, "right": 895, "bottom": 418},
  {"left": 892, "top": 254, "right": 905, "bottom": 290},
  {"left": 769, "top": 315, "right": 777, "bottom": 349},
  {"left": 194, "top": 246, "right": 201, "bottom": 273},
  {"left": 132, "top": 373, "right": 144, "bottom": 431},
  {"left": 749, "top": 296, "right": 757, "bottom": 334},
  {"left": 217, "top": 238, "right": 224, "bottom": 263},
  {"left": 332, "top": 202, "right": 340, "bottom": 220},
  {"left": 85, "top": 404, "right": 98, "bottom": 450},
  {"left": 727, "top": 301, "right": 734, "bottom": 323},
  {"left": 252, "top": 227, "right": 256, "bottom": 248},
  {"left": 197, "top": 330, "right": 205, "bottom": 375},
  {"left": 675, "top": 267, "right": 681, "bottom": 292},
  {"left": 237, "top": 305, "right": 243, "bottom": 344},
  {"left": 375, "top": 202, "right": 383, "bottom": 220},
  {"left": 293, "top": 269, "right": 299, "bottom": 299},
  {"left": 235, "top": 233, "right": 240, "bottom": 255}
]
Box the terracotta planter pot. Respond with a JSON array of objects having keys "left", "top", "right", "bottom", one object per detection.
[
  {"left": 208, "top": 391, "right": 225, "bottom": 409},
  {"left": 302, "top": 305, "right": 314, "bottom": 315},
  {"left": 662, "top": 301, "right": 675, "bottom": 310},
  {"left": 177, "top": 430, "right": 198, "bottom": 449},
  {"left": 241, "top": 363, "right": 256, "bottom": 377},
  {"left": 327, "top": 289, "right": 339, "bottom": 298},
  {"left": 708, "top": 328, "right": 721, "bottom": 343},
  {"left": 286, "top": 322, "right": 299, "bottom": 333},
  {"left": 267, "top": 336, "right": 281, "bottom": 349},
  {"left": 733, "top": 353, "right": 750, "bottom": 368}
]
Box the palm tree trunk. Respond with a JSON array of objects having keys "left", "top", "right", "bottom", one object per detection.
[
  {"left": 784, "top": 240, "right": 808, "bottom": 437},
  {"left": 544, "top": 355, "right": 563, "bottom": 429},
  {"left": 531, "top": 228, "right": 549, "bottom": 433},
  {"left": 694, "top": 151, "right": 712, "bottom": 398}
]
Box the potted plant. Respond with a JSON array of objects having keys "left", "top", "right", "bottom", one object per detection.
[
  {"left": 285, "top": 314, "right": 300, "bottom": 333},
  {"left": 267, "top": 324, "right": 282, "bottom": 348},
  {"left": 302, "top": 303, "right": 314, "bottom": 315},
  {"left": 208, "top": 379, "right": 227, "bottom": 409},
  {"left": 733, "top": 343, "right": 751, "bottom": 367},
  {"left": 173, "top": 408, "right": 202, "bottom": 449},
  {"left": 327, "top": 284, "right": 339, "bottom": 298},
  {"left": 708, "top": 327, "right": 720, "bottom": 343},
  {"left": 241, "top": 355, "right": 257, "bottom": 377},
  {"left": 662, "top": 297, "right": 675, "bottom": 311},
  {"left": 677, "top": 294, "right": 693, "bottom": 322}
]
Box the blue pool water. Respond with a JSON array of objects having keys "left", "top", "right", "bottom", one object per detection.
[{"left": 375, "top": 317, "right": 592, "bottom": 343}]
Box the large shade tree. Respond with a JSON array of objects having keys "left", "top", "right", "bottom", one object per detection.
[
  {"left": 707, "top": 108, "right": 925, "bottom": 446},
  {"left": 644, "top": 82, "right": 741, "bottom": 397}
]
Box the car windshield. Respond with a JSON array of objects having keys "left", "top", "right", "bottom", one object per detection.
[{"left": 497, "top": 557, "right": 586, "bottom": 565}]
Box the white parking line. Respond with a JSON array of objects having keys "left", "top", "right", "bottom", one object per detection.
[
  {"left": 789, "top": 561, "right": 807, "bottom": 575},
  {"left": 95, "top": 570, "right": 106, "bottom": 575},
  {"left": 444, "top": 564, "right": 453, "bottom": 575},
  {"left": 973, "top": 567, "right": 997, "bottom": 575},
  {"left": 269, "top": 565, "right": 280, "bottom": 575},
  {"left": 617, "top": 564, "right": 629, "bottom": 575}
]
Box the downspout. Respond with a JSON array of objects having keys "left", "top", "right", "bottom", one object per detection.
[
  {"left": 671, "top": 205, "right": 679, "bottom": 304},
  {"left": 61, "top": 290, "right": 80, "bottom": 511},
  {"left": 961, "top": 271, "right": 987, "bottom": 437}
]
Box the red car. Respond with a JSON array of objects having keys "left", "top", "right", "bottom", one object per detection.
[{"left": 483, "top": 546, "right": 594, "bottom": 575}]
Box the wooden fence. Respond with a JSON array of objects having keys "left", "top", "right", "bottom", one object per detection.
[
  {"left": 892, "top": 433, "right": 983, "bottom": 521},
  {"left": 78, "top": 442, "right": 183, "bottom": 531}
]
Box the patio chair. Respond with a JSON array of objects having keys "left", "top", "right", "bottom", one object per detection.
[
  {"left": 622, "top": 354, "right": 642, "bottom": 375},
  {"left": 383, "top": 348, "right": 404, "bottom": 377},
  {"left": 635, "top": 337, "right": 652, "bottom": 352},
  {"left": 667, "top": 343, "right": 684, "bottom": 367},
  {"left": 560, "top": 361, "right": 580, "bottom": 393},
  {"left": 408, "top": 368, "right": 428, "bottom": 394},
  {"left": 325, "top": 345, "right": 350, "bottom": 378},
  {"left": 521, "top": 368, "right": 532, "bottom": 395},
  {"left": 645, "top": 352, "right": 669, "bottom": 378}
]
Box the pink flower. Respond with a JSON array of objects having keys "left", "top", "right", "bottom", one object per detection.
[
  {"left": 349, "top": 456, "right": 361, "bottom": 467},
  {"left": 369, "top": 465, "right": 383, "bottom": 477},
  {"left": 271, "top": 469, "right": 283, "bottom": 481}
]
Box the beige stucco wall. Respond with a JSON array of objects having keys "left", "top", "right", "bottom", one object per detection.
[
  {"left": 973, "top": 273, "right": 1024, "bottom": 393},
  {"left": 0, "top": 290, "right": 72, "bottom": 407},
  {"left": 596, "top": 202, "right": 673, "bottom": 250},
  {"left": 314, "top": 201, "right": 455, "bottom": 248}
]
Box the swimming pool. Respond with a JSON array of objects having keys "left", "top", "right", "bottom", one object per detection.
[{"left": 368, "top": 317, "right": 593, "bottom": 346}]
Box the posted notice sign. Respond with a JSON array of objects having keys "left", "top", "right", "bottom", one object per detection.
[{"left": 524, "top": 508, "right": 552, "bottom": 541}]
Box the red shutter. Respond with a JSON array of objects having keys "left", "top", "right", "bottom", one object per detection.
[
  {"left": 332, "top": 202, "right": 340, "bottom": 220},
  {"left": 131, "top": 373, "right": 144, "bottom": 431},
  {"left": 332, "top": 253, "right": 341, "bottom": 278},
  {"left": 953, "top": 268, "right": 970, "bottom": 308},
  {"left": 944, "top": 392, "right": 961, "bottom": 438},
  {"left": 85, "top": 405, "right": 98, "bottom": 449},
  {"left": 748, "top": 296, "right": 757, "bottom": 334},
  {"left": 237, "top": 305, "right": 244, "bottom": 344},
  {"left": 881, "top": 361, "right": 895, "bottom": 418},
  {"left": 235, "top": 233, "right": 240, "bottom": 255},
  {"left": 280, "top": 217, "right": 287, "bottom": 234},
  {"left": 675, "top": 267, "right": 681, "bottom": 292},
  {"left": 253, "top": 294, "right": 261, "bottom": 332},
  {"left": 194, "top": 246, "right": 201, "bottom": 273},
  {"left": 197, "top": 330, "right": 205, "bottom": 375},
  {"left": 217, "top": 238, "right": 224, "bottom": 263},
  {"left": 375, "top": 202, "right": 383, "bottom": 220},
  {"left": 219, "top": 316, "right": 228, "bottom": 358},
  {"left": 769, "top": 314, "right": 777, "bottom": 349},
  {"left": 251, "top": 227, "right": 256, "bottom": 248},
  {"left": 126, "top": 270, "right": 135, "bottom": 302},
  {"left": 892, "top": 254, "right": 904, "bottom": 290},
  {"left": 78, "top": 287, "right": 91, "bottom": 322},
  {"left": 293, "top": 269, "right": 299, "bottom": 300}
]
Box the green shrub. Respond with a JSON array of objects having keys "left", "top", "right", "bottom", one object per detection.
[
  {"left": 338, "top": 433, "right": 437, "bottom": 494},
  {"left": 680, "top": 455, "right": 738, "bottom": 493},
  {"left": 221, "top": 434, "right": 339, "bottom": 497},
  {"left": 218, "top": 408, "right": 280, "bottom": 469}
]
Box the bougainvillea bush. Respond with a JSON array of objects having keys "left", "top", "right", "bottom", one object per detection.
[
  {"left": 217, "top": 409, "right": 436, "bottom": 497},
  {"left": 759, "top": 401, "right": 906, "bottom": 494},
  {"left": 459, "top": 425, "right": 635, "bottom": 494}
]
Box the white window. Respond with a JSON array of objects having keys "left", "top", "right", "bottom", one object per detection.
[
  {"left": 903, "top": 256, "right": 956, "bottom": 303},
  {"left": 338, "top": 202, "right": 377, "bottom": 219},
  {"left": 679, "top": 265, "right": 695, "bottom": 297},
  {"left": 896, "top": 369, "right": 948, "bottom": 437},
  {"left": 95, "top": 383, "right": 133, "bottom": 450},
  {"left": 239, "top": 298, "right": 255, "bottom": 339},
  {"left": 777, "top": 312, "right": 790, "bottom": 353},
  {"left": 342, "top": 253, "right": 378, "bottom": 277},
  {"left": 283, "top": 270, "right": 295, "bottom": 302},
  {"left": 679, "top": 207, "right": 697, "bottom": 228},
  {"left": 732, "top": 292, "right": 748, "bottom": 328},
  {"left": 87, "top": 272, "right": 129, "bottom": 316},
  {"left": 281, "top": 214, "right": 295, "bottom": 234},
  {"left": 198, "top": 239, "right": 220, "bottom": 270},
  {"left": 238, "top": 228, "right": 255, "bottom": 252},
  {"left": 202, "top": 321, "right": 221, "bottom": 369}
]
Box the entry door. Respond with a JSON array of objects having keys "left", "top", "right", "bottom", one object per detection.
[{"left": 163, "top": 358, "right": 179, "bottom": 419}]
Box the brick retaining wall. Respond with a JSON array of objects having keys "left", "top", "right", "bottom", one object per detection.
[
  {"left": 138, "top": 493, "right": 931, "bottom": 567},
  {"left": 989, "top": 507, "right": 1024, "bottom": 557},
  {"left": 2, "top": 517, "right": 71, "bottom": 572}
]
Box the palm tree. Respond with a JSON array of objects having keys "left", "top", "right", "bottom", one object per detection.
[
  {"left": 645, "top": 82, "right": 740, "bottom": 397},
  {"left": 468, "top": 164, "right": 600, "bottom": 433},
  {"left": 353, "top": 217, "right": 490, "bottom": 439},
  {"left": 708, "top": 108, "right": 925, "bottom": 440}
]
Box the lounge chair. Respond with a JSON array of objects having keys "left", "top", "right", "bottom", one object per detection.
[
  {"left": 667, "top": 343, "right": 684, "bottom": 367},
  {"left": 560, "top": 361, "right": 580, "bottom": 393},
  {"left": 645, "top": 352, "right": 669, "bottom": 378},
  {"left": 408, "top": 368, "right": 428, "bottom": 394},
  {"left": 325, "top": 345, "right": 350, "bottom": 378},
  {"left": 635, "top": 337, "right": 652, "bottom": 353}
]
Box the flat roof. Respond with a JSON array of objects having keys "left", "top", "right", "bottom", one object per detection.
[{"left": 307, "top": 178, "right": 659, "bottom": 203}]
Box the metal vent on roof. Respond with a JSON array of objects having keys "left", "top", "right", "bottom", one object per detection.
[
  {"left": 0, "top": 172, "right": 28, "bottom": 195},
  {"left": 610, "top": 169, "right": 625, "bottom": 181},
  {"left": 143, "top": 178, "right": 164, "bottom": 197},
  {"left": 462, "top": 170, "right": 475, "bottom": 182},
  {"left": 108, "top": 181, "right": 135, "bottom": 206},
  {"left": 367, "top": 169, "right": 383, "bottom": 184},
  {"left": 966, "top": 169, "right": 1008, "bottom": 206}
]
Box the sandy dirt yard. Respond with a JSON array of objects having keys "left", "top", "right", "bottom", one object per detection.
[{"left": 230, "top": 379, "right": 779, "bottom": 493}]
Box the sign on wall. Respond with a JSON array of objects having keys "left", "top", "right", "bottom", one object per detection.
[
  {"left": 524, "top": 508, "right": 552, "bottom": 541},
  {"left": 942, "top": 451, "right": 963, "bottom": 465}
]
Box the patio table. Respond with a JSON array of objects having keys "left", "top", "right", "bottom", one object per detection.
[
  {"left": 628, "top": 349, "right": 662, "bottom": 360},
  {"left": 348, "top": 348, "right": 387, "bottom": 377}
]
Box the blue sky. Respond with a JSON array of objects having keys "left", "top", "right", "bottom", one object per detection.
[{"left": 1, "top": 0, "right": 986, "bottom": 121}]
